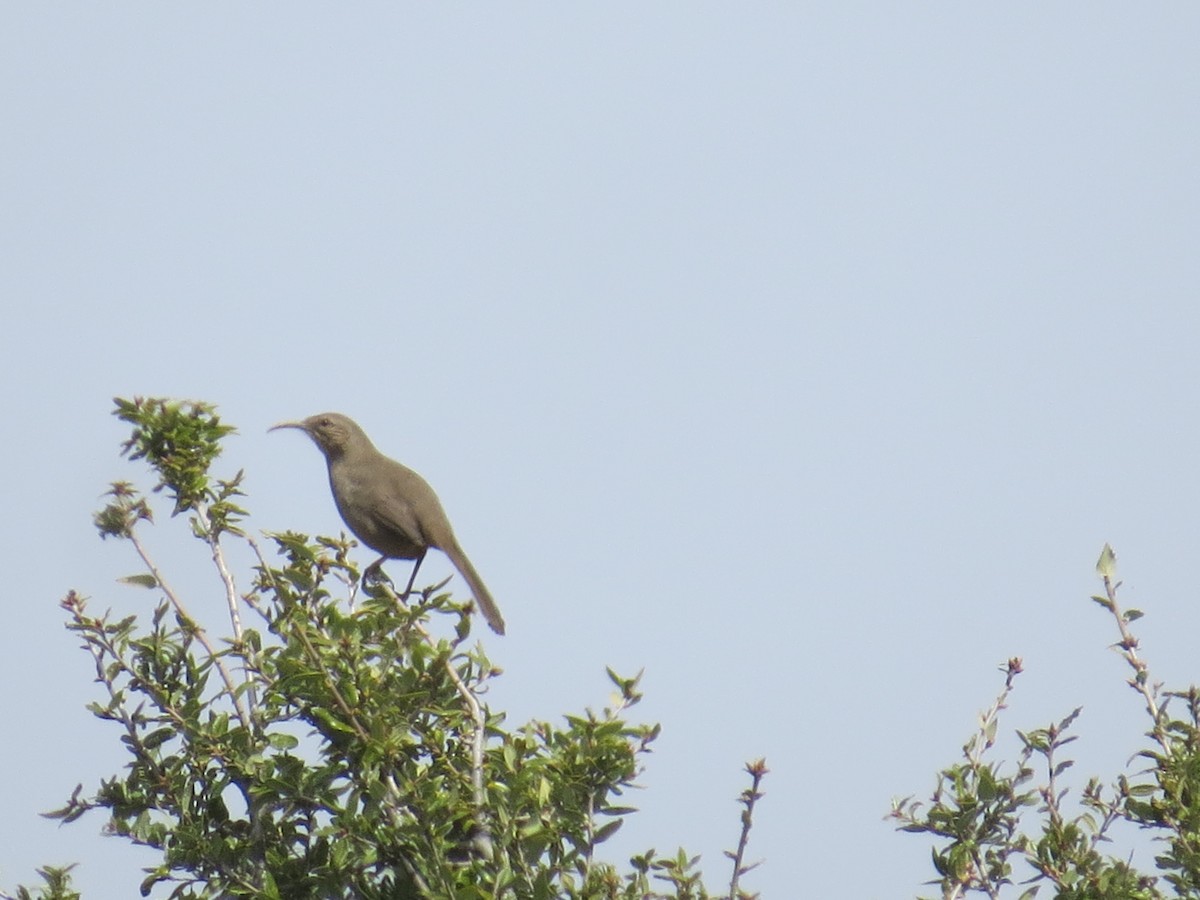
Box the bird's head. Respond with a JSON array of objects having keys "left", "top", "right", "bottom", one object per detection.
[{"left": 269, "top": 412, "right": 368, "bottom": 460}]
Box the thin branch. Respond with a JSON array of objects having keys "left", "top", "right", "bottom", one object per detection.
[
  {"left": 417, "top": 621, "right": 487, "bottom": 813},
  {"left": 197, "top": 503, "right": 245, "bottom": 642},
  {"left": 290, "top": 618, "right": 371, "bottom": 744},
  {"left": 381, "top": 775, "right": 437, "bottom": 895},
  {"left": 1100, "top": 572, "right": 1172, "bottom": 757},
  {"left": 128, "top": 528, "right": 252, "bottom": 732},
  {"left": 727, "top": 758, "right": 768, "bottom": 900},
  {"left": 249, "top": 535, "right": 372, "bottom": 743},
  {"left": 583, "top": 792, "right": 596, "bottom": 882},
  {"left": 196, "top": 503, "right": 260, "bottom": 724},
  {"left": 967, "top": 658, "right": 1023, "bottom": 767},
  {"left": 245, "top": 535, "right": 274, "bottom": 592},
  {"left": 73, "top": 608, "right": 173, "bottom": 785}
]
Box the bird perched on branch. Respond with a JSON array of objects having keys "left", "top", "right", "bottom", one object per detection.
[{"left": 270, "top": 412, "right": 506, "bottom": 635}]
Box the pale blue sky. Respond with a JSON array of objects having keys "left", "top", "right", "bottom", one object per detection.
[{"left": 2, "top": 6, "right": 1199, "bottom": 897}]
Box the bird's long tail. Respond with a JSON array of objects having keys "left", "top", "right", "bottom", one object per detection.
[{"left": 444, "top": 542, "right": 506, "bottom": 635}]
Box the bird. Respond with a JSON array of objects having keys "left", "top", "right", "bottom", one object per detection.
[{"left": 270, "top": 412, "right": 506, "bottom": 635}]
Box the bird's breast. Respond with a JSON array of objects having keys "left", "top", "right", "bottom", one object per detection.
[{"left": 328, "top": 461, "right": 426, "bottom": 559}]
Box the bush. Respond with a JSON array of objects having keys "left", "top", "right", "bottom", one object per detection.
[
  {"left": 892, "top": 544, "right": 1200, "bottom": 899},
  {"left": 9, "top": 397, "right": 766, "bottom": 900}
]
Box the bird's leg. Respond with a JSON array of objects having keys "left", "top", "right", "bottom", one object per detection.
[{"left": 400, "top": 549, "right": 427, "bottom": 600}]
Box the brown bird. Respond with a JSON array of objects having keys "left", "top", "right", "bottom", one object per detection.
[{"left": 270, "top": 412, "right": 506, "bottom": 635}]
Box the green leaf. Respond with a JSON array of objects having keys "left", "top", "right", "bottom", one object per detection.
[
  {"left": 118, "top": 574, "right": 158, "bottom": 589},
  {"left": 1096, "top": 543, "right": 1117, "bottom": 579},
  {"left": 267, "top": 732, "right": 300, "bottom": 750},
  {"left": 593, "top": 819, "right": 623, "bottom": 843},
  {"left": 141, "top": 727, "right": 175, "bottom": 750}
]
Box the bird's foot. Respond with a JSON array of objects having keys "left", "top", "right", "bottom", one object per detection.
[{"left": 362, "top": 561, "right": 393, "bottom": 591}]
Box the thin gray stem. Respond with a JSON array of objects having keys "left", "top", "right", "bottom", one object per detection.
[
  {"left": 128, "top": 528, "right": 251, "bottom": 732},
  {"left": 727, "top": 759, "right": 767, "bottom": 900},
  {"left": 196, "top": 503, "right": 260, "bottom": 723},
  {"left": 1101, "top": 572, "right": 1171, "bottom": 758}
]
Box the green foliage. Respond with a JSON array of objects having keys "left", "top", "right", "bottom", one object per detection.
[
  {"left": 13, "top": 397, "right": 767, "bottom": 899},
  {"left": 111, "top": 397, "right": 238, "bottom": 519},
  {"left": 891, "top": 544, "right": 1200, "bottom": 898},
  {"left": 2, "top": 866, "right": 81, "bottom": 900}
]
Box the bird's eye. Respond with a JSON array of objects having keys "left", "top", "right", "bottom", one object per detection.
[{"left": 319, "top": 417, "right": 332, "bottom": 428}]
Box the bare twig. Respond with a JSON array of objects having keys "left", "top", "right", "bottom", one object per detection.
[
  {"left": 245, "top": 535, "right": 274, "bottom": 592},
  {"left": 583, "top": 792, "right": 596, "bottom": 881},
  {"left": 959, "top": 661, "right": 1024, "bottom": 900},
  {"left": 727, "top": 758, "right": 768, "bottom": 900},
  {"left": 967, "top": 658, "right": 1023, "bottom": 767},
  {"left": 196, "top": 502, "right": 245, "bottom": 641},
  {"left": 128, "top": 529, "right": 252, "bottom": 732},
  {"left": 196, "top": 502, "right": 260, "bottom": 723},
  {"left": 1097, "top": 555, "right": 1171, "bottom": 757}
]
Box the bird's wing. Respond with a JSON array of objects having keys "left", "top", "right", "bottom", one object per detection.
[{"left": 371, "top": 462, "right": 439, "bottom": 547}]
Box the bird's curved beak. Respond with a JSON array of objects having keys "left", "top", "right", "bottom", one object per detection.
[{"left": 268, "top": 420, "right": 306, "bottom": 433}]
